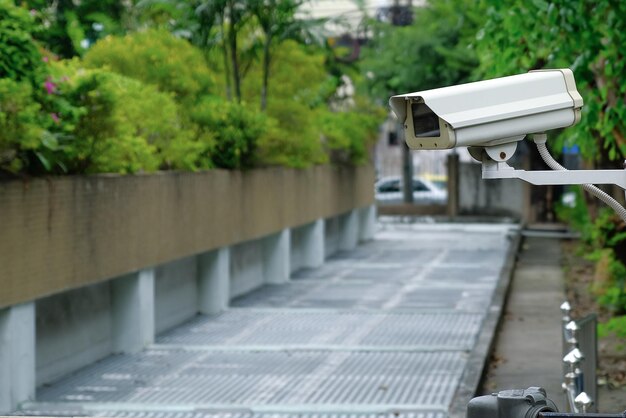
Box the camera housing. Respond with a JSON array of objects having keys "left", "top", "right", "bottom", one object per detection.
[{"left": 389, "top": 69, "right": 583, "bottom": 149}]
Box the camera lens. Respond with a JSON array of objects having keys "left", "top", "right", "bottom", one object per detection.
[{"left": 412, "top": 103, "right": 440, "bottom": 138}]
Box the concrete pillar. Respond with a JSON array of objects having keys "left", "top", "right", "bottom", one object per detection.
[
  {"left": 301, "top": 219, "right": 325, "bottom": 268},
  {"left": 0, "top": 302, "right": 35, "bottom": 413},
  {"left": 339, "top": 210, "right": 359, "bottom": 251},
  {"left": 324, "top": 216, "right": 340, "bottom": 258},
  {"left": 263, "top": 229, "right": 290, "bottom": 284},
  {"left": 198, "top": 247, "right": 231, "bottom": 315},
  {"left": 112, "top": 268, "right": 155, "bottom": 353},
  {"left": 358, "top": 205, "right": 376, "bottom": 242},
  {"left": 154, "top": 257, "right": 198, "bottom": 334}
]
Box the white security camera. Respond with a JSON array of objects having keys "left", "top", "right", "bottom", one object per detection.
[
  {"left": 389, "top": 69, "right": 583, "bottom": 151},
  {"left": 388, "top": 68, "right": 626, "bottom": 222}
]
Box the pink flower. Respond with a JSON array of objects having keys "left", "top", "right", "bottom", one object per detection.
[
  {"left": 50, "top": 113, "right": 60, "bottom": 124},
  {"left": 44, "top": 78, "right": 56, "bottom": 94},
  {"left": 42, "top": 56, "right": 49, "bottom": 63},
  {"left": 30, "top": 9, "right": 36, "bottom": 16}
]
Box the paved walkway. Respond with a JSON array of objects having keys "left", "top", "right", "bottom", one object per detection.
[
  {"left": 480, "top": 236, "right": 567, "bottom": 410},
  {"left": 17, "top": 222, "right": 517, "bottom": 418}
]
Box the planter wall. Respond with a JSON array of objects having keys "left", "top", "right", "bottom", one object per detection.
[{"left": 0, "top": 165, "right": 374, "bottom": 309}]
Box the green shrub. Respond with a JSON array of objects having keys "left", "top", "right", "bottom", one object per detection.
[
  {"left": 582, "top": 209, "right": 626, "bottom": 314},
  {"left": 0, "top": 1, "right": 44, "bottom": 85},
  {"left": 63, "top": 68, "right": 204, "bottom": 173},
  {"left": 191, "top": 97, "right": 267, "bottom": 170},
  {"left": 235, "top": 40, "right": 330, "bottom": 168},
  {"left": 598, "top": 315, "right": 626, "bottom": 340},
  {"left": 256, "top": 102, "right": 328, "bottom": 169},
  {"left": 0, "top": 78, "right": 45, "bottom": 173},
  {"left": 84, "top": 29, "right": 215, "bottom": 105},
  {"left": 320, "top": 108, "right": 381, "bottom": 165}
]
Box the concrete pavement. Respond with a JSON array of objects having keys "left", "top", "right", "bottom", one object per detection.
[
  {"left": 480, "top": 236, "right": 567, "bottom": 411},
  {"left": 14, "top": 222, "right": 518, "bottom": 418}
]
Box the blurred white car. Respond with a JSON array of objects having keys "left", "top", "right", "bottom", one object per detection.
[{"left": 375, "top": 176, "right": 447, "bottom": 205}]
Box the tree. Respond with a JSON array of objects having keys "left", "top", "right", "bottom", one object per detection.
[
  {"left": 133, "top": 0, "right": 246, "bottom": 101},
  {"left": 249, "top": 0, "right": 305, "bottom": 110},
  {"left": 474, "top": 0, "right": 626, "bottom": 167},
  {"left": 360, "top": 0, "right": 481, "bottom": 101},
  {"left": 24, "top": 0, "right": 130, "bottom": 57},
  {"left": 192, "top": 0, "right": 250, "bottom": 102}
]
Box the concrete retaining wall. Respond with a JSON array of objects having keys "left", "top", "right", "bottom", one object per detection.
[{"left": 0, "top": 165, "right": 374, "bottom": 309}]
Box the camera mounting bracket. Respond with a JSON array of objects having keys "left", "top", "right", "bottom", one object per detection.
[{"left": 474, "top": 143, "right": 626, "bottom": 190}]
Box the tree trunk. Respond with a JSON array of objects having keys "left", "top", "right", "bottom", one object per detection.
[
  {"left": 261, "top": 35, "right": 271, "bottom": 111},
  {"left": 220, "top": 18, "right": 232, "bottom": 100},
  {"left": 229, "top": 32, "right": 241, "bottom": 102},
  {"left": 227, "top": 2, "right": 242, "bottom": 102}
]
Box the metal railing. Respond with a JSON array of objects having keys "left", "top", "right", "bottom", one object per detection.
[{"left": 560, "top": 301, "right": 599, "bottom": 413}]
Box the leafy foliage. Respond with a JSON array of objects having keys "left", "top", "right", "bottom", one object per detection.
[
  {"left": 256, "top": 106, "right": 328, "bottom": 168},
  {"left": 245, "top": 40, "right": 335, "bottom": 168},
  {"left": 0, "top": 0, "right": 45, "bottom": 85},
  {"left": 581, "top": 209, "right": 626, "bottom": 314},
  {"left": 360, "top": 0, "right": 481, "bottom": 100},
  {"left": 598, "top": 315, "right": 626, "bottom": 339},
  {"left": 475, "top": 0, "right": 626, "bottom": 332},
  {"left": 474, "top": 0, "right": 626, "bottom": 166},
  {"left": 1, "top": 0, "right": 385, "bottom": 176},
  {"left": 25, "top": 0, "right": 129, "bottom": 57},
  {"left": 0, "top": 79, "right": 45, "bottom": 173},
  {"left": 59, "top": 68, "right": 207, "bottom": 173},
  {"left": 320, "top": 100, "right": 384, "bottom": 165},
  {"left": 191, "top": 97, "right": 266, "bottom": 169},
  {"left": 84, "top": 29, "right": 215, "bottom": 105}
]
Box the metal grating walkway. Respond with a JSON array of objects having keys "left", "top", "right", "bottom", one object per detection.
[
  {"left": 157, "top": 311, "right": 484, "bottom": 349},
  {"left": 17, "top": 222, "right": 516, "bottom": 418},
  {"left": 35, "top": 349, "right": 464, "bottom": 406},
  {"left": 15, "top": 408, "right": 447, "bottom": 418}
]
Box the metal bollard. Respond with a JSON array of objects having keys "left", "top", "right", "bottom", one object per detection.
[
  {"left": 561, "top": 301, "right": 572, "bottom": 325},
  {"left": 574, "top": 392, "right": 593, "bottom": 413},
  {"left": 560, "top": 301, "right": 597, "bottom": 413},
  {"left": 562, "top": 304, "right": 574, "bottom": 376},
  {"left": 565, "top": 320, "right": 580, "bottom": 347},
  {"left": 563, "top": 340, "right": 585, "bottom": 411},
  {"left": 576, "top": 314, "right": 599, "bottom": 411}
]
